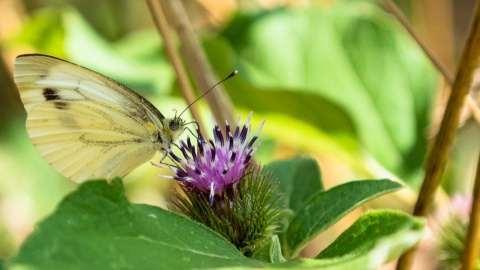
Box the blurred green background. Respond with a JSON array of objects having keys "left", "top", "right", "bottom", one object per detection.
[{"left": 0, "top": 0, "right": 478, "bottom": 266}]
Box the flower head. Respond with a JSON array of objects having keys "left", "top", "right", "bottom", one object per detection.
[
  {"left": 155, "top": 112, "right": 281, "bottom": 255},
  {"left": 159, "top": 112, "right": 264, "bottom": 205},
  {"left": 429, "top": 194, "right": 473, "bottom": 269}
]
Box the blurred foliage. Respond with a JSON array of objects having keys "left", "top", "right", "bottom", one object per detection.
[
  {"left": 0, "top": 0, "right": 439, "bottom": 260},
  {"left": 212, "top": 3, "right": 437, "bottom": 182}
]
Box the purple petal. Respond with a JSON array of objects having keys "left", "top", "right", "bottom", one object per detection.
[
  {"left": 247, "top": 136, "right": 258, "bottom": 149},
  {"left": 211, "top": 148, "right": 216, "bottom": 162},
  {"left": 169, "top": 152, "right": 183, "bottom": 163},
  {"left": 215, "top": 126, "right": 224, "bottom": 146},
  {"left": 228, "top": 134, "right": 234, "bottom": 151},
  {"left": 239, "top": 125, "right": 248, "bottom": 143}
]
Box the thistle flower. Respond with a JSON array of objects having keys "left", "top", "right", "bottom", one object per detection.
[
  {"left": 429, "top": 194, "right": 474, "bottom": 269},
  {"left": 160, "top": 112, "right": 264, "bottom": 205},
  {"left": 156, "top": 112, "right": 281, "bottom": 255}
]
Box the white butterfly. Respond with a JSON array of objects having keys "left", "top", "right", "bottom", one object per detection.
[{"left": 14, "top": 54, "right": 186, "bottom": 183}]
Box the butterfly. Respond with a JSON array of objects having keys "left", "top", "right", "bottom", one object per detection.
[{"left": 14, "top": 54, "right": 186, "bottom": 183}]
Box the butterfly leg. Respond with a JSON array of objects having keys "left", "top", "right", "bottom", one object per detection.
[
  {"left": 159, "top": 151, "right": 168, "bottom": 163},
  {"left": 184, "top": 127, "right": 198, "bottom": 140}
]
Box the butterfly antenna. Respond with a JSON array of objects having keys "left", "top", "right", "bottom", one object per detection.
[{"left": 178, "top": 70, "right": 238, "bottom": 118}]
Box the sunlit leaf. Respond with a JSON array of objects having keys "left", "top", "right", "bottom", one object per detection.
[
  {"left": 316, "top": 210, "right": 424, "bottom": 259},
  {"left": 275, "top": 210, "right": 425, "bottom": 269},
  {"left": 284, "top": 179, "right": 402, "bottom": 258}
]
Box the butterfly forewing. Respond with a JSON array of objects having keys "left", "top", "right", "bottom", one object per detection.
[{"left": 14, "top": 54, "right": 168, "bottom": 182}]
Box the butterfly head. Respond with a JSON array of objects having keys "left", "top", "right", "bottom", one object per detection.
[
  {"left": 168, "top": 116, "right": 184, "bottom": 132},
  {"left": 159, "top": 115, "right": 186, "bottom": 148}
]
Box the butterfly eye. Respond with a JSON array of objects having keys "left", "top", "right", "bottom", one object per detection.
[{"left": 169, "top": 120, "right": 180, "bottom": 131}]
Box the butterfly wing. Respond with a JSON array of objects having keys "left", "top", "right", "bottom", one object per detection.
[{"left": 14, "top": 54, "right": 166, "bottom": 182}]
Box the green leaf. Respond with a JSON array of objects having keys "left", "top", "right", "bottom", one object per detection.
[
  {"left": 250, "top": 235, "right": 286, "bottom": 263},
  {"left": 8, "top": 179, "right": 263, "bottom": 270},
  {"left": 316, "top": 210, "right": 424, "bottom": 259},
  {"left": 61, "top": 10, "right": 174, "bottom": 94},
  {"left": 204, "top": 38, "right": 359, "bottom": 162},
  {"left": 284, "top": 179, "right": 402, "bottom": 258},
  {"left": 273, "top": 210, "right": 425, "bottom": 269},
  {"left": 263, "top": 158, "right": 324, "bottom": 250},
  {"left": 265, "top": 158, "right": 323, "bottom": 213},
  {"left": 217, "top": 2, "right": 437, "bottom": 179},
  {"left": 8, "top": 8, "right": 66, "bottom": 57}
]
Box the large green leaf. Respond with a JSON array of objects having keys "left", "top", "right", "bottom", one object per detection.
[
  {"left": 216, "top": 1, "right": 437, "bottom": 179},
  {"left": 284, "top": 179, "right": 402, "bottom": 258},
  {"left": 8, "top": 179, "right": 263, "bottom": 270}
]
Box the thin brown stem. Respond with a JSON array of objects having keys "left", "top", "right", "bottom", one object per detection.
[
  {"left": 397, "top": 2, "right": 480, "bottom": 269},
  {"left": 461, "top": 151, "right": 480, "bottom": 270},
  {"left": 161, "top": 0, "right": 236, "bottom": 129},
  {"left": 381, "top": 0, "right": 454, "bottom": 84},
  {"left": 146, "top": 0, "right": 205, "bottom": 131},
  {"left": 383, "top": 0, "right": 480, "bottom": 133}
]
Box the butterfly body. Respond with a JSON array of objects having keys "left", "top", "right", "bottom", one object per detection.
[{"left": 14, "top": 54, "right": 185, "bottom": 182}]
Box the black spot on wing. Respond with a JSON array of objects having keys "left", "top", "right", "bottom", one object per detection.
[
  {"left": 43, "top": 88, "right": 61, "bottom": 101},
  {"left": 54, "top": 101, "right": 70, "bottom": 110}
]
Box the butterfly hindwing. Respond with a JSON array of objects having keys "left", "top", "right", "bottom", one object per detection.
[{"left": 14, "top": 54, "right": 168, "bottom": 182}]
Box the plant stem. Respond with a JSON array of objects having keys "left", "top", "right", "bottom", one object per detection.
[
  {"left": 381, "top": 0, "right": 454, "bottom": 84},
  {"left": 161, "top": 0, "right": 236, "bottom": 129},
  {"left": 382, "top": 0, "right": 480, "bottom": 132},
  {"left": 397, "top": 2, "right": 480, "bottom": 269},
  {"left": 461, "top": 152, "right": 480, "bottom": 270},
  {"left": 146, "top": 0, "right": 205, "bottom": 131}
]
